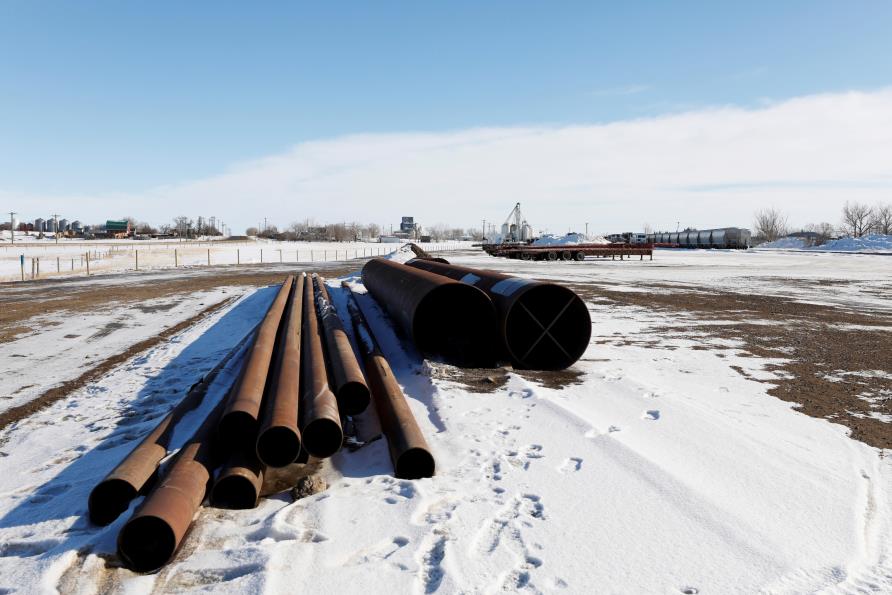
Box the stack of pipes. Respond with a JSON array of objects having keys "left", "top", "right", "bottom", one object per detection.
[
  {"left": 87, "top": 274, "right": 435, "bottom": 573},
  {"left": 361, "top": 258, "right": 591, "bottom": 371}
]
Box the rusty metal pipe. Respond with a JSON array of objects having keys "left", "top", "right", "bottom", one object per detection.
[
  {"left": 313, "top": 275, "right": 370, "bottom": 415},
  {"left": 360, "top": 258, "right": 499, "bottom": 367},
  {"left": 219, "top": 276, "right": 294, "bottom": 442},
  {"left": 211, "top": 448, "right": 264, "bottom": 509},
  {"left": 88, "top": 327, "right": 257, "bottom": 526},
  {"left": 344, "top": 283, "right": 434, "bottom": 479},
  {"left": 255, "top": 275, "right": 304, "bottom": 467},
  {"left": 117, "top": 395, "right": 228, "bottom": 573},
  {"left": 300, "top": 273, "right": 343, "bottom": 458},
  {"left": 406, "top": 259, "right": 591, "bottom": 370}
]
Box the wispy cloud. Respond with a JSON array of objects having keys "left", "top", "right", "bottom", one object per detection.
[{"left": 10, "top": 88, "right": 892, "bottom": 233}]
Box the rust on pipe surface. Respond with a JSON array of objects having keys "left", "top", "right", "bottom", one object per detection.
[
  {"left": 219, "top": 276, "right": 294, "bottom": 442},
  {"left": 360, "top": 258, "right": 499, "bottom": 367},
  {"left": 256, "top": 275, "right": 304, "bottom": 467},
  {"left": 300, "top": 272, "right": 343, "bottom": 458},
  {"left": 406, "top": 259, "right": 591, "bottom": 370},
  {"left": 117, "top": 396, "right": 228, "bottom": 573},
  {"left": 88, "top": 327, "right": 257, "bottom": 526},
  {"left": 343, "top": 282, "right": 434, "bottom": 479},
  {"left": 313, "top": 275, "right": 370, "bottom": 415},
  {"left": 211, "top": 447, "right": 264, "bottom": 509}
]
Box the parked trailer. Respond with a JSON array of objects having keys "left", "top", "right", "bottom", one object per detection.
[{"left": 483, "top": 243, "right": 653, "bottom": 261}]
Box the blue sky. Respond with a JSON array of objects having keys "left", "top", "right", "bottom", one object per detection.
[{"left": 2, "top": 1, "right": 891, "bottom": 231}]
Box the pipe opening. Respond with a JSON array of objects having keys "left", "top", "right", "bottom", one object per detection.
[
  {"left": 302, "top": 417, "right": 343, "bottom": 458},
  {"left": 414, "top": 285, "right": 497, "bottom": 367},
  {"left": 118, "top": 515, "right": 177, "bottom": 573},
  {"left": 256, "top": 426, "right": 301, "bottom": 468},
  {"left": 337, "top": 381, "right": 371, "bottom": 416},
  {"left": 218, "top": 410, "right": 258, "bottom": 446},
  {"left": 88, "top": 478, "right": 138, "bottom": 526},
  {"left": 212, "top": 475, "right": 260, "bottom": 509},
  {"left": 505, "top": 285, "right": 591, "bottom": 370},
  {"left": 395, "top": 448, "right": 436, "bottom": 480}
]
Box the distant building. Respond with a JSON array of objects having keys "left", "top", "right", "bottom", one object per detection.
[{"left": 104, "top": 219, "right": 132, "bottom": 238}]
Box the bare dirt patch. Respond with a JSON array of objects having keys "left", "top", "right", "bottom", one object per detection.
[{"left": 570, "top": 283, "right": 892, "bottom": 450}]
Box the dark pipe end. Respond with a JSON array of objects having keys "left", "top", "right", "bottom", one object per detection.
[
  {"left": 395, "top": 448, "right": 435, "bottom": 480},
  {"left": 505, "top": 285, "right": 592, "bottom": 370},
  {"left": 337, "top": 381, "right": 371, "bottom": 416},
  {"left": 414, "top": 284, "right": 499, "bottom": 367},
  {"left": 211, "top": 475, "right": 260, "bottom": 510},
  {"left": 117, "top": 514, "right": 177, "bottom": 573},
  {"left": 256, "top": 426, "right": 301, "bottom": 468},
  {"left": 218, "top": 411, "right": 259, "bottom": 446},
  {"left": 88, "top": 479, "right": 138, "bottom": 526},
  {"left": 302, "top": 417, "right": 343, "bottom": 459}
]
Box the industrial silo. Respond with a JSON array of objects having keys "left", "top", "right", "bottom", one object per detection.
[{"left": 34, "top": 218, "right": 45, "bottom": 232}]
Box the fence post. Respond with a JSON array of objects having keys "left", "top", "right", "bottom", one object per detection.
[
  {"left": 57, "top": 257, "right": 60, "bottom": 272},
  {"left": 136, "top": 250, "right": 139, "bottom": 271},
  {"left": 20, "top": 255, "right": 24, "bottom": 281},
  {"left": 279, "top": 249, "right": 282, "bottom": 263},
  {"left": 86, "top": 252, "right": 90, "bottom": 275},
  {"left": 237, "top": 249, "right": 240, "bottom": 264},
  {"left": 207, "top": 249, "right": 211, "bottom": 266},
  {"left": 175, "top": 249, "right": 178, "bottom": 267},
  {"left": 70, "top": 258, "right": 74, "bottom": 271},
  {"left": 261, "top": 249, "right": 263, "bottom": 263}
]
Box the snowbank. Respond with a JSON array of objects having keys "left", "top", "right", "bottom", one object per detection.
[
  {"left": 532, "top": 233, "right": 609, "bottom": 246},
  {"left": 757, "top": 234, "right": 892, "bottom": 253}
]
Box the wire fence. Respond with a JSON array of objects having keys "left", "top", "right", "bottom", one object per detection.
[{"left": 2, "top": 242, "right": 466, "bottom": 282}]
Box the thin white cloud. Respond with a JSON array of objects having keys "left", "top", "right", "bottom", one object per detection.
[{"left": 8, "top": 88, "right": 892, "bottom": 234}]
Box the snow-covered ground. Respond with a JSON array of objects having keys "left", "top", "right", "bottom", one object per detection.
[
  {"left": 757, "top": 233, "right": 892, "bottom": 253},
  {"left": 531, "top": 233, "right": 609, "bottom": 246},
  {"left": 0, "top": 240, "right": 466, "bottom": 282},
  {"left": 0, "top": 248, "right": 890, "bottom": 593}
]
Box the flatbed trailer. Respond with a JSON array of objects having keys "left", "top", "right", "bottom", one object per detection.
[{"left": 483, "top": 243, "right": 653, "bottom": 261}]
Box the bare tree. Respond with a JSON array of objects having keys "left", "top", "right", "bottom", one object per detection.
[
  {"left": 804, "top": 222, "right": 835, "bottom": 246},
  {"left": 871, "top": 203, "right": 892, "bottom": 235},
  {"left": 841, "top": 201, "right": 874, "bottom": 237},
  {"left": 367, "top": 223, "right": 380, "bottom": 239},
  {"left": 753, "top": 208, "right": 789, "bottom": 242}
]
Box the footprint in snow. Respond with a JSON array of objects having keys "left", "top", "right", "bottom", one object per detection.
[
  {"left": 558, "top": 457, "right": 582, "bottom": 473},
  {"left": 643, "top": 410, "right": 660, "bottom": 421}
]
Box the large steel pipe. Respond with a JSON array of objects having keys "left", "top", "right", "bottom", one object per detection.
[
  {"left": 88, "top": 327, "right": 257, "bottom": 526},
  {"left": 219, "top": 276, "right": 294, "bottom": 442},
  {"left": 313, "top": 275, "right": 370, "bottom": 415},
  {"left": 360, "top": 258, "right": 499, "bottom": 367},
  {"left": 211, "top": 448, "right": 264, "bottom": 509},
  {"left": 300, "top": 273, "right": 343, "bottom": 458},
  {"left": 406, "top": 259, "right": 591, "bottom": 370},
  {"left": 344, "top": 283, "right": 435, "bottom": 479},
  {"left": 256, "top": 275, "right": 304, "bottom": 467},
  {"left": 117, "top": 397, "right": 227, "bottom": 573}
]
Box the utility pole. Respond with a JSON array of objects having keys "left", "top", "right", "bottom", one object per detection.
[
  {"left": 585, "top": 222, "right": 589, "bottom": 238},
  {"left": 676, "top": 221, "right": 680, "bottom": 232},
  {"left": 53, "top": 213, "right": 60, "bottom": 244},
  {"left": 8, "top": 212, "right": 15, "bottom": 245},
  {"left": 482, "top": 219, "right": 486, "bottom": 242}
]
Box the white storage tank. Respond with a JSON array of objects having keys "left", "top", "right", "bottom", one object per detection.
[{"left": 521, "top": 224, "right": 533, "bottom": 241}]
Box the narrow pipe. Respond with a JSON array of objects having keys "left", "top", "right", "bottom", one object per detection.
[
  {"left": 406, "top": 259, "right": 591, "bottom": 370},
  {"left": 117, "top": 395, "right": 229, "bottom": 573},
  {"left": 88, "top": 327, "right": 257, "bottom": 526},
  {"left": 360, "top": 258, "right": 499, "bottom": 367},
  {"left": 313, "top": 275, "right": 370, "bottom": 415},
  {"left": 219, "top": 276, "right": 294, "bottom": 443},
  {"left": 256, "top": 275, "right": 304, "bottom": 467},
  {"left": 300, "top": 273, "right": 343, "bottom": 458},
  {"left": 343, "top": 283, "right": 435, "bottom": 480},
  {"left": 211, "top": 447, "right": 264, "bottom": 509}
]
